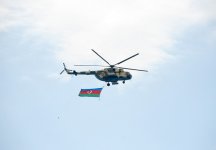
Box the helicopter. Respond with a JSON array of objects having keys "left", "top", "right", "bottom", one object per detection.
[{"left": 60, "top": 49, "right": 148, "bottom": 86}]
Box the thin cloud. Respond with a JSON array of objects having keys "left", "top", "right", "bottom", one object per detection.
[{"left": 0, "top": 0, "right": 214, "bottom": 72}]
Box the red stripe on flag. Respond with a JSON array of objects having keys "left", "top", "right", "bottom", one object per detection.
[{"left": 80, "top": 90, "right": 102, "bottom": 95}]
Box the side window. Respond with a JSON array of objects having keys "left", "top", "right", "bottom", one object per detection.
[{"left": 108, "top": 68, "right": 113, "bottom": 73}]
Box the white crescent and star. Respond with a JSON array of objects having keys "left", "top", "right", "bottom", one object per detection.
[{"left": 87, "top": 90, "right": 93, "bottom": 94}]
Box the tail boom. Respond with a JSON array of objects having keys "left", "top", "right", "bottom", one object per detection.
[{"left": 60, "top": 63, "right": 95, "bottom": 76}]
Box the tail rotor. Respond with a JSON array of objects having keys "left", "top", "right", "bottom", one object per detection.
[
  {"left": 60, "top": 63, "right": 66, "bottom": 74},
  {"left": 60, "top": 69, "right": 64, "bottom": 75},
  {"left": 60, "top": 63, "right": 75, "bottom": 75}
]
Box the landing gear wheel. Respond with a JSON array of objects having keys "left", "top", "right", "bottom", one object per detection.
[
  {"left": 123, "top": 81, "right": 125, "bottom": 84},
  {"left": 107, "top": 83, "right": 110, "bottom": 86}
]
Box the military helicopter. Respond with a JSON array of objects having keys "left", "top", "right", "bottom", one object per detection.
[{"left": 60, "top": 49, "right": 148, "bottom": 86}]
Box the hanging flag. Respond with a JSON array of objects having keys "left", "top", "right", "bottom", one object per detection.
[{"left": 79, "top": 88, "right": 103, "bottom": 97}]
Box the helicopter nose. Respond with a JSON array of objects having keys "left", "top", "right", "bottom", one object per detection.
[{"left": 128, "top": 73, "right": 132, "bottom": 79}]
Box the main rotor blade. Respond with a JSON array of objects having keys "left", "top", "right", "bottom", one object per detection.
[
  {"left": 117, "top": 67, "right": 148, "bottom": 72},
  {"left": 91, "top": 49, "right": 111, "bottom": 66},
  {"left": 74, "top": 65, "right": 109, "bottom": 67},
  {"left": 114, "top": 53, "right": 139, "bottom": 66}
]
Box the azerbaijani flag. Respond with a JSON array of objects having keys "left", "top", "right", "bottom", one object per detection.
[{"left": 79, "top": 88, "right": 103, "bottom": 97}]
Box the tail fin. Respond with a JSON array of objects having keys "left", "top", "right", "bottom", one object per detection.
[
  {"left": 60, "top": 63, "right": 77, "bottom": 75},
  {"left": 60, "top": 63, "right": 67, "bottom": 74}
]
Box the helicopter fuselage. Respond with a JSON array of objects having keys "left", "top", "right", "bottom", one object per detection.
[
  {"left": 95, "top": 68, "right": 132, "bottom": 83},
  {"left": 68, "top": 68, "right": 132, "bottom": 84}
]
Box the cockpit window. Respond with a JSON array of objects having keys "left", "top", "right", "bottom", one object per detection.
[{"left": 107, "top": 68, "right": 113, "bottom": 73}]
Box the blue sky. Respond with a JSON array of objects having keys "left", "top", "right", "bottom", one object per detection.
[{"left": 0, "top": 0, "right": 216, "bottom": 150}]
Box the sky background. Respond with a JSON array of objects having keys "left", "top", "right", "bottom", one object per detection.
[{"left": 0, "top": 0, "right": 216, "bottom": 150}]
